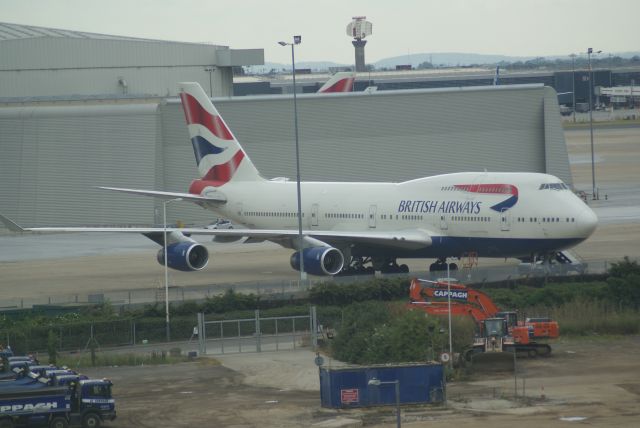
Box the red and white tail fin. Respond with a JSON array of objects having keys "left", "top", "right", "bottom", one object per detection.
[
  {"left": 178, "top": 82, "right": 262, "bottom": 190},
  {"left": 317, "top": 71, "right": 356, "bottom": 93}
]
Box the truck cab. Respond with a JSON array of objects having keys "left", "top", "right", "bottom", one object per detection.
[{"left": 68, "top": 379, "right": 116, "bottom": 427}]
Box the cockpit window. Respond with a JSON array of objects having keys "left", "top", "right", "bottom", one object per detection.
[{"left": 539, "top": 183, "right": 568, "bottom": 190}]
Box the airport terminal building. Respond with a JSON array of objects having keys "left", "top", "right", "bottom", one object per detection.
[{"left": 1, "top": 23, "right": 570, "bottom": 227}]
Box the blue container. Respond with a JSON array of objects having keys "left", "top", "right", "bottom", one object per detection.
[{"left": 319, "top": 363, "right": 444, "bottom": 408}]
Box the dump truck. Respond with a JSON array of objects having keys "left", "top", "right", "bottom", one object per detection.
[{"left": 0, "top": 378, "right": 115, "bottom": 428}]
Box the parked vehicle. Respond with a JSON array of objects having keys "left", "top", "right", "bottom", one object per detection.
[{"left": 0, "top": 378, "right": 115, "bottom": 428}]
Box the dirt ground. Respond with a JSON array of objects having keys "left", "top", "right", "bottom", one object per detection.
[{"left": 77, "top": 335, "right": 640, "bottom": 428}]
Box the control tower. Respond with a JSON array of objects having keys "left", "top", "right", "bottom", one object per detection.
[{"left": 346, "top": 16, "right": 372, "bottom": 72}]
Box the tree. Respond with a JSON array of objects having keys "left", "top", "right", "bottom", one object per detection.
[{"left": 609, "top": 256, "right": 640, "bottom": 278}]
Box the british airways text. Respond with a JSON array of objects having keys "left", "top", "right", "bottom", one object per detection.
[{"left": 398, "top": 200, "right": 481, "bottom": 214}]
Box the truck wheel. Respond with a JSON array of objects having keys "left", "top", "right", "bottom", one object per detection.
[
  {"left": 82, "top": 414, "right": 101, "bottom": 428},
  {"left": 50, "top": 417, "right": 69, "bottom": 428},
  {"left": 0, "top": 419, "right": 14, "bottom": 428}
]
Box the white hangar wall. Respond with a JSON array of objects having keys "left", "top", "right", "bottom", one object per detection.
[
  {"left": 0, "top": 84, "right": 570, "bottom": 226},
  {"left": 0, "top": 104, "right": 161, "bottom": 225}
]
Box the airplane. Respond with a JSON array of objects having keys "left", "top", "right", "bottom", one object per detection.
[
  {"left": 317, "top": 71, "right": 356, "bottom": 93},
  {"left": 0, "top": 82, "right": 598, "bottom": 276}
]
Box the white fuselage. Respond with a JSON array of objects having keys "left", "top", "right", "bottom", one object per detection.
[{"left": 202, "top": 171, "right": 597, "bottom": 259}]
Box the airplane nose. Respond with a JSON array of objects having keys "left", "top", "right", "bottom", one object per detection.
[{"left": 576, "top": 207, "right": 598, "bottom": 238}]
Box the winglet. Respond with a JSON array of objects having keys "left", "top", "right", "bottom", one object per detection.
[{"left": 0, "top": 214, "right": 26, "bottom": 232}]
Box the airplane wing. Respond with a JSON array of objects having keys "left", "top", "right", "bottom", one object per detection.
[{"left": 0, "top": 214, "right": 432, "bottom": 250}]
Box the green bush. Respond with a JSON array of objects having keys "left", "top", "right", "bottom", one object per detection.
[
  {"left": 330, "top": 301, "right": 475, "bottom": 364},
  {"left": 608, "top": 256, "right": 640, "bottom": 278},
  {"left": 309, "top": 278, "right": 409, "bottom": 306},
  {"left": 331, "top": 301, "right": 392, "bottom": 363}
]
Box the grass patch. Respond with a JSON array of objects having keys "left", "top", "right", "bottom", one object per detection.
[{"left": 547, "top": 299, "right": 640, "bottom": 336}]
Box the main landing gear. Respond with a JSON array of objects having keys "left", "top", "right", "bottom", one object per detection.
[
  {"left": 338, "top": 257, "right": 409, "bottom": 275},
  {"left": 429, "top": 258, "right": 458, "bottom": 274},
  {"left": 339, "top": 256, "right": 375, "bottom": 276}
]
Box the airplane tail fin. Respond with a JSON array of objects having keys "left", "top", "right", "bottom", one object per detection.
[
  {"left": 318, "top": 72, "right": 356, "bottom": 93},
  {"left": 178, "top": 82, "right": 262, "bottom": 188}
]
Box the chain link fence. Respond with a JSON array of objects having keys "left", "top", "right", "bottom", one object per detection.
[
  {"left": 0, "top": 260, "right": 612, "bottom": 311},
  {"left": 1, "top": 317, "right": 199, "bottom": 355}
]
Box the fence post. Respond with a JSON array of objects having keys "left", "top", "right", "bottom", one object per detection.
[
  {"left": 255, "top": 310, "right": 261, "bottom": 352},
  {"left": 310, "top": 306, "right": 318, "bottom": 350},
  {"left": 197, "top": 313, "right": 206, "bottom": 356},
  {"left": 220, "top": 322, "right": 224, "bottom": 354}
]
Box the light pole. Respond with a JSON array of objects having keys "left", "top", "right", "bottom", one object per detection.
[
  {"left": 368, "top": 378, "right": 401, "bottom": 428},
  {"left": 163, "top": 197, "right": 182, "bottom": 341},
  {"left": 446, "top": 264, "right": 453, "bottom": 369},
  {"left": 278, "top": 35, "right": 306, "bottom": 283},
  {"left": 569, "top": 53, "right": 577, "bottom": 123},
  {"left": 204, "top": 66, "right": 216, "bottom": 98},
  {"left": 587, "top": 48, "right": 602, "bottom": 200}
]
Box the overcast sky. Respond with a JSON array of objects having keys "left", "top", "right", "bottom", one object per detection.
[{"left": 2, "top": 0, "right": 639, "bottom": 64}]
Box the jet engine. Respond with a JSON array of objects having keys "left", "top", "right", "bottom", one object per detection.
[
  {"left": 290, "top": 247, "right": 344, "bottom": 276},
  {"left": 157, "top": 242, "right": 209, "bottom": 272}
]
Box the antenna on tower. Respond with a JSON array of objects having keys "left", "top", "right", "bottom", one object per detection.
[{"left": 346, "top": 16, "right": 373, "bottom": 72}]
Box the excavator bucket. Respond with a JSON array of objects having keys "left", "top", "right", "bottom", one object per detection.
[{"left": 470, "top": 351, "right": 515, "bottom": 372}]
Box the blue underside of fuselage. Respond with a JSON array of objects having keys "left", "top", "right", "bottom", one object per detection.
[{"left": 351, "top": 236, "right": 586, "bottom": 259}]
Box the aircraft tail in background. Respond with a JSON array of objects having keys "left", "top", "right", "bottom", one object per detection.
[{"left": 318, "top": 71, "right": 356, "bottom": 93}]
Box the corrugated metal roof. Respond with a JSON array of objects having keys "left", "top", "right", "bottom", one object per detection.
[{"left": 0, "top": 22, "right": 162, "bottom": 42}]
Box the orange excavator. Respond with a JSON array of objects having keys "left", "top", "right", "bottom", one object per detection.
[{"left": 408, "top": 278, "right": 559, "bottom": 359}]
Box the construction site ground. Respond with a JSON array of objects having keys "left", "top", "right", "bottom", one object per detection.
[{"left": 76, "top": 335, "right": 640, "bottom": 428}]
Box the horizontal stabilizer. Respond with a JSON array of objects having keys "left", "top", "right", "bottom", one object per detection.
[{"left": 98, "top": 186, "right": 227, "bottom": 203}]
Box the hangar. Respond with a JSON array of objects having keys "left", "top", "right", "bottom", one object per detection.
[
  {"left": 0, "top": 22, "right": 263, "bottom": 98},
  {"left": 0, "top": 24, "right": 569, "bottom": 227}
]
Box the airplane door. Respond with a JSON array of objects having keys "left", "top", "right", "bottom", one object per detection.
[
  {"left": 311, "top": 204, "right": 319, "bottom": 227},
  {"left": 500, "top": 209, "right": 511, "bottom": 231},
  {"left": 440, "top": 215, "right": 448, "bottom": 230},
  {"left": 368, "top": 205, "right": 377, "bottom": 228}
]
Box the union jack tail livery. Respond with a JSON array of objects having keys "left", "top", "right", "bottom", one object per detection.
[
  {"left": 178, "top": 82, "right": 262, "bottom": 191},
  {"left": 318, "top": 72, "right": 356, "bottom": 93}
]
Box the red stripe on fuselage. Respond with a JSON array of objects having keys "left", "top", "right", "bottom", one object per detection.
[
  {"left": 454, "top": 184, "right": 518, "bottom": 196},
  {"left": 189, "top": 150, "right": 245, "bottom": 193},
  {"left": 179, "top": 93, "right": 234, "bottom": 140}
]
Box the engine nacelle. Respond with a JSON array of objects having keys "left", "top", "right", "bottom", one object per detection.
[
  {"left": 157, "top": 242, "right": 209, "bottom": 272},
  {"left": 290, "top": 247, "right": 344, "bottom": 276}
]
